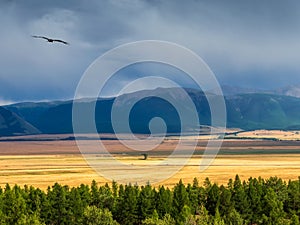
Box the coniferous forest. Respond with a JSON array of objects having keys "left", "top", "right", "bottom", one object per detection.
[{"left": 0, "top": 176, "right": 299, "bottom": 225}]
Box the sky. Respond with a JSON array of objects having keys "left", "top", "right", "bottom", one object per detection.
[{"left": 0, "top": 0, "right": 300, "bottom": 104}]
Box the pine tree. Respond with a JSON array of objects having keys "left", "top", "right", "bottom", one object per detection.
[
  {"left": 203, "top": 177, "right": 212, "bottom": 190},
  {"left": 138, "top": 184, "right": 156, "bottom": 221},
  {"left": 232, "top": 175, "right": 250, "bottom": 219},
  {"left": 219, "top": 185, "right": 233, "bottom": 216},
  {"left": 112, "top": 181, "right": 118, "bottom": 200},
  {"left": 263, "top": 187, "right": 286, "bottom": 224},
  {"left": 98, "top": 183, "right": 114, "bottom": 211},
  {"left": 266, "top": 176, "right": 288, "bottom": 203},
  {"left": 187, "top": 178, "right": 202, "bottom": 215},
  {"left": 113, "top": 184, "right": 124, "bottom": 222},
  {"left": 2, "top": 184, "right": 27, "bottom": 224},
  {"left": 115, "top": 184, "right": 139, "bottom": 225},
  {"left": 205, "top": 183, "right": 220, "bottom": 215},
  {"left": 90, "top": 180, "right": 100, "bottom": 207},
  {"left": 68, "top": 187, "right": 85, "bottom": 224},
  {"left": 78, "top": 184, "right": 91, "bottom": 207},
  {"left": 46, "top": 183, "right": 70, "bottom": 225},
  {"left": 247, "top": 177, "right": 263, "bottom": 223},
  {"left": 285, "top": 179, "right": 300, "bottom": 216},
  {"left": 172, "top": 179, "right": 190, "bottom": 221},
  {"left": 39, "top": 186, "right": 52, "bottom": 224},
  {"left": 156, "top": 186, "right": 173, "bottom": 218}
]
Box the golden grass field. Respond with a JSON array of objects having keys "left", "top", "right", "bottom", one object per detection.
[{"left": 0, "top": 131, "right": 299, "bottom": 189}]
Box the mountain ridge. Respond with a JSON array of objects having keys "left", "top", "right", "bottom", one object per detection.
[{"left": 3, "top": 87, "right": 300, "bottom": 136}]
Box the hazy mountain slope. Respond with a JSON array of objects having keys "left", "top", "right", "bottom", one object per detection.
[
  {"left": 6, "top": 101, "right": 67, "bottom": 128},
  {"left": 0, "top": 106, "right": 40, "bottom": 136},
  {"left": 227, "top": 94, "right": 300, "bottom": 130}
]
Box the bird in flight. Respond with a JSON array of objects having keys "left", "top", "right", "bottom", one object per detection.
[{"left": 32, "top": 35, "right": 69, "bottom": 45}]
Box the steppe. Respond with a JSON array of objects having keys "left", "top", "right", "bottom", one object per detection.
[{"left": 0, "top": 130, "right": 299, "bottom": 189}]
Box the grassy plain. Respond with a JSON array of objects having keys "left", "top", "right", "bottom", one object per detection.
[{"left": 0, "top": 132, "right": 299, "bottom": 189}]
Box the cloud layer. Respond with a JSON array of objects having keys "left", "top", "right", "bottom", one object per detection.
[{"left": 0, "top": 0, "right": 300, "bottom": 102}]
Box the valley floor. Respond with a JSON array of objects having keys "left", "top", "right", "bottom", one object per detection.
[{"left": 0, "top": 134, "right": 299, "bottom": 189}]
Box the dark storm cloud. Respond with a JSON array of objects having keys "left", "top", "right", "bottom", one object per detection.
[{"left": 0, "top": 0, "right": 300, "bottom": 103}]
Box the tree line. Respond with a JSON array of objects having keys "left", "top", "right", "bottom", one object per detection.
[{"left": 0, "top": 175, "right": 299, "bottom": 225}]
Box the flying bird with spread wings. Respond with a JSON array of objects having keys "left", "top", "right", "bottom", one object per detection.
[{"left": 32, "top": 35, "right": 69, "bottom": 45}]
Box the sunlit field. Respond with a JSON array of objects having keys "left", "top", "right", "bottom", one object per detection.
[{"left": 0, "top": 133, "right": 300, "bottom": 189}]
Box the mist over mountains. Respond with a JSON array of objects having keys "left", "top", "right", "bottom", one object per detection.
[{"left": 2, "top": 85, "right": 300, "bottom": 136}]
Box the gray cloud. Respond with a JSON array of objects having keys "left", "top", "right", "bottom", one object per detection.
[{"left": 0, "top": 0, "right": 300, "bottom": 103}]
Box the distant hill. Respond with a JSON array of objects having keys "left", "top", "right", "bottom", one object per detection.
[
  {"left": 0, "top": 106, "right": 40, "bottom": 136},
  {"left": 226, "top": 93, "right": 300, "bottom": 130},
  {"left": 4, "top": 88, "right": 300, "bottom": 135}
]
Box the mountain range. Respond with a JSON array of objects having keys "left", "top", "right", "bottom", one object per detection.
[{"left": 2, "top": 85, "right": 300, "bottom": 136}]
